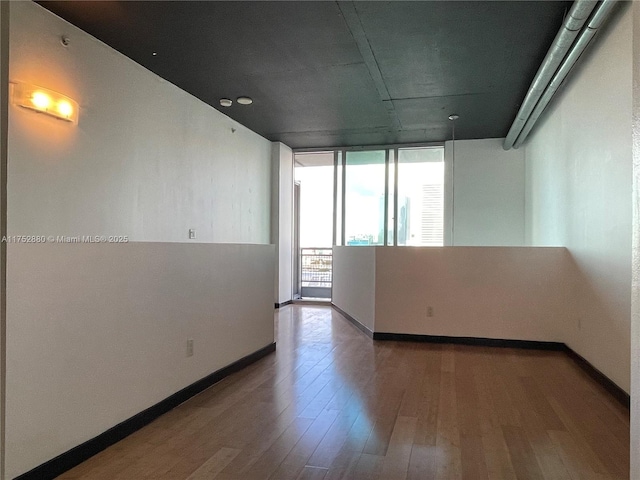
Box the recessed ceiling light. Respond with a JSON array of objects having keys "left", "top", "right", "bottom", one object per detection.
[
  {"left": 220, "top": 98, "right": 232, "bottom": 107},
  {"left": 152, "top": 52, "right": 157, "bottom": 56},
  {"left": 236, "top": 96, "right": 253, "bottom": 105}
]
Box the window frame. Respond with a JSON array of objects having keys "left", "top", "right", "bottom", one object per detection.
[{"left": 295, "top": 142, "right": 447, "bottom": 248}]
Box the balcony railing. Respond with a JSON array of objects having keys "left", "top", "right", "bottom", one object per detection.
[{"left": 300, "top": 247, "right": 332, "bottom": 298}]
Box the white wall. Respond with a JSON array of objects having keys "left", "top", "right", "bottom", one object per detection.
[
  {"left": 332, "top": 246, "right": 375, "bottom": 333},
  {"left": 525, "top": 3, "right": 632, "bottom": 393},
  {"left": 5, "top": 243, "right": 274, "bottom": 479},
  {"left": 9, "top": 2, "right": 272, "bottom": 244},
  {"left": 333, "top": 246, "right": 574, "bottom": 342},
  {"left": 445, "top": 138, "right": 525, "bottom": 247},
  {"left": 271, "top": 142, "right": 293, "bottom": 304},
  {"left": 630, "top": 2, "right": 640, "bottom": 477},
  {"left": 374, "top": 247, "right": 574, "bottom": 342},
  {"left": 6, "top": 2, "right": 276, "bottom": 478},
  {"left": 0, "top": 2, "right": 8, "bottom": 478}
]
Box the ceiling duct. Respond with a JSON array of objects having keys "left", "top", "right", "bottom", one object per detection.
[
  {"left": 512, "top": 0, "right": 617, "bottom": 149},
  {"left": 502, "top": 0, "right": 598, "bottom": 150}
]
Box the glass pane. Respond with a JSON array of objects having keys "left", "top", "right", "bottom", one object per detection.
[
  {"left": 387, "top": 151, "right": 395, "bottom": 245},
  {"left": 335, "top": 151, "right": 343, "bottom": 246},
  {"left": 294, "top": 156, "right": 334, "bottom": 249},
  {"left": 345, "top": 150, "right": 386, "bottom": 246},
  {"left": 397, "top": 147, "right": 444, "bottom": 246}
]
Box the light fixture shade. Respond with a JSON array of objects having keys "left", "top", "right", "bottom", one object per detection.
[
  {"left": 236, "top": 96, "right": 253, "bottom": 105},
  {"left": 12, "top": 82, "right": 79, "bottom": 124}
]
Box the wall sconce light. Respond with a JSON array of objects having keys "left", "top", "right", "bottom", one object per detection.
[{"left": 12, "top": 83, "right": 79, "bottom": 124}]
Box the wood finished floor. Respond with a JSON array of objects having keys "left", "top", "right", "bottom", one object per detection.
[{"left": 59, "top": 305, "right": 630, "bottom": 480}]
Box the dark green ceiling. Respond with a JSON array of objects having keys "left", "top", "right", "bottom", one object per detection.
[{"left": 39, "top": 1, "right": 572, "bottom": 148}]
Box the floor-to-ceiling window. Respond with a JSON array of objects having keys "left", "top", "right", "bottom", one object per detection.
[{"left": 293, "top": 144, "right": 444, "bottom": 299}]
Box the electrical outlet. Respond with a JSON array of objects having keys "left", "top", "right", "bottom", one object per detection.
[
  {"left": 187, "top": 339, "right": 194, "bottom": 357},
  {"left": 188, "top": 229, "right": 196, "bottom": 239},
  {"left": 427, "top": 306, "right": 434, "bottom": 317}
]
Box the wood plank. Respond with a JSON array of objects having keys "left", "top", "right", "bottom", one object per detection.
[
  {"left": 471, "top": 350, "right": 518, "bottom": 480},
  {"left": 406, "top": 444, "right": 437, "bottom": 480},
  {"left": 263, "top": 409, "right": 339, "bottom": 480},
  {"left": 296, "top": 466, "right": 329, "bottom": 480},
  {"left": 435, "top": 370, "right": 462, "bottom": 479},
  {"left": 186, "top": 447, "right": 241, "bottom": 480},
  {"left": 455, "top": 348, "right": 489, "bottom": 480},
  {"left": 502, "top": 425, "right": 544, "bottom": 480},
  {"left": 350, "top": 453, "right": 384, "bottom": 480},
  {"left": 379, "top": 415, "right": 417, "bottom": 480}
]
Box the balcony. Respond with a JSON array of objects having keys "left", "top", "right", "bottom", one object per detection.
[{"left": 300, "top": 248, "right": 332, "bottom": 299}]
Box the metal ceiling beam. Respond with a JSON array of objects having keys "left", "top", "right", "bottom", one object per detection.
[
  {"left": 513, "top": 0, "right": 617, "bottom": 148},
  {"left": 503, "top": 0, "right": 598, "bottom": 150}
]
